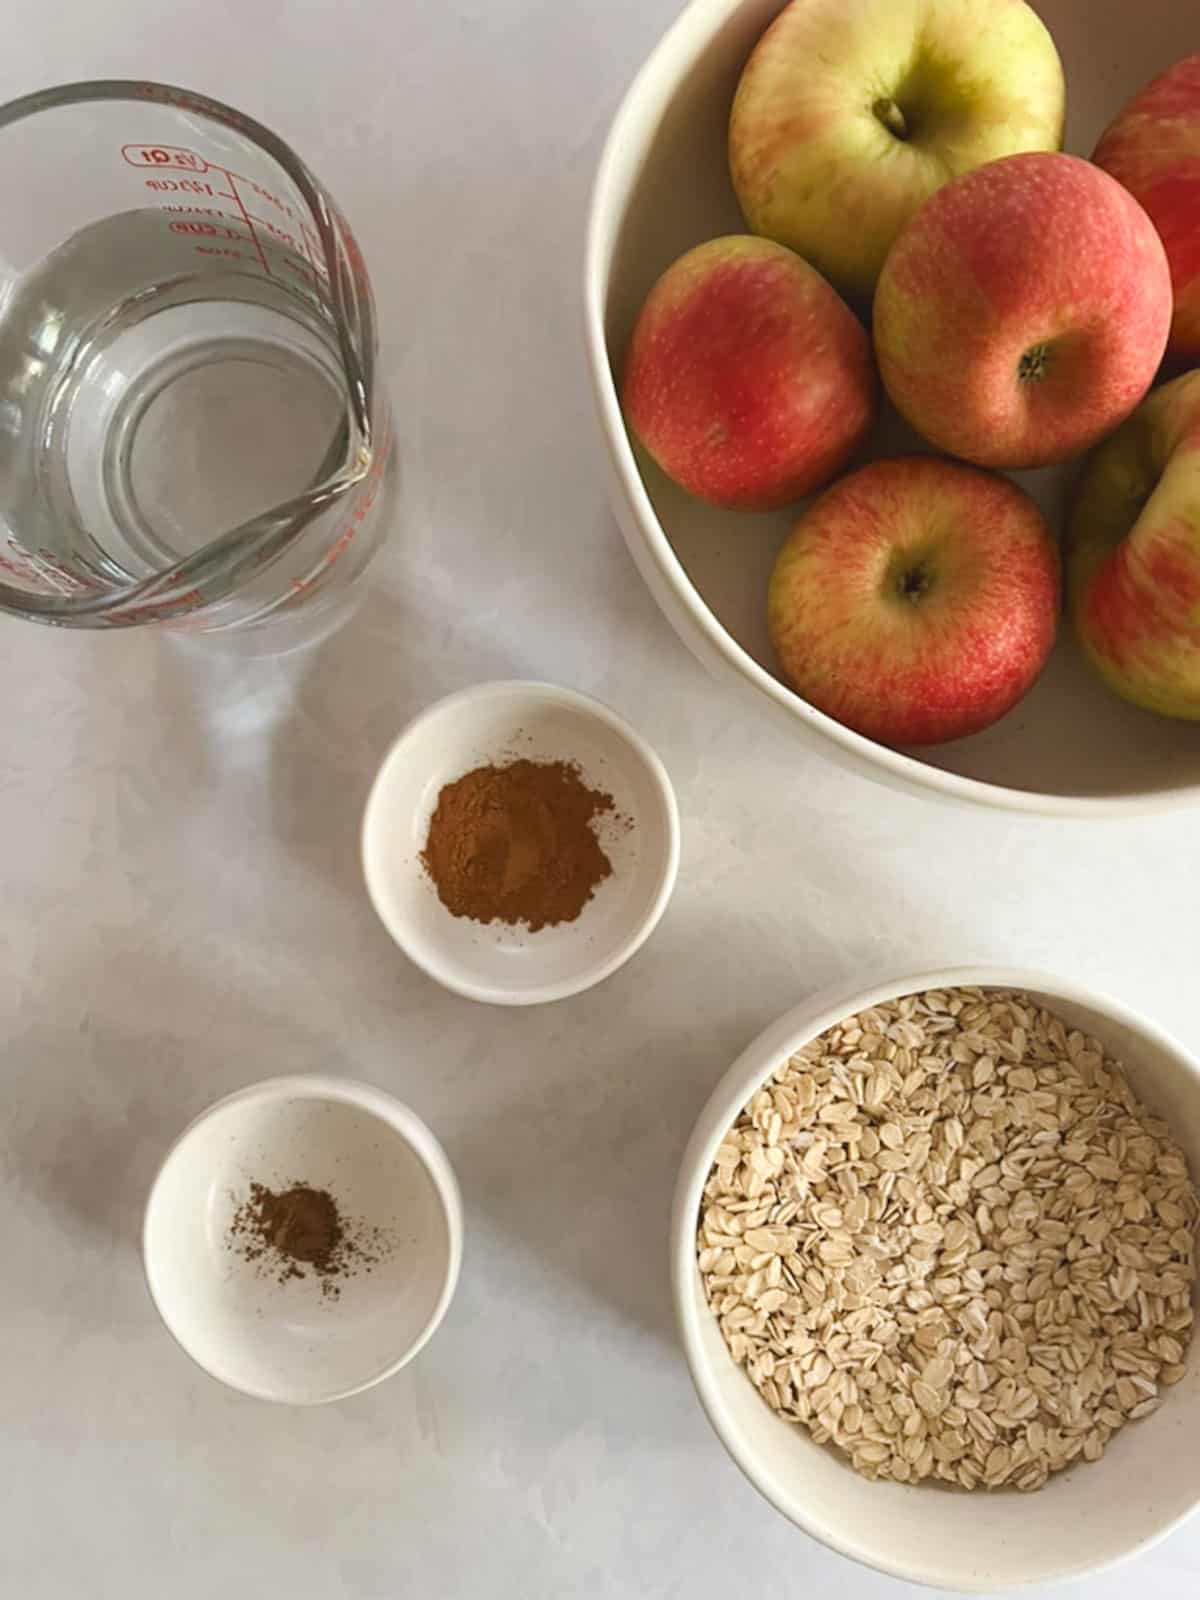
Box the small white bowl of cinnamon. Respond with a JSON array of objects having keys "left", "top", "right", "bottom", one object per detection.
[
  {"left": 143, "top": 1076, "right": 463, "bottom": 1404},
  {"left": 360, "top": 680, "right": 680, "bottom": 1005}
]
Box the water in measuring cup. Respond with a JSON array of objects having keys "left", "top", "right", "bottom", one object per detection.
[{"left": 0, "top": 207, "right": 349, "bottom": 589}]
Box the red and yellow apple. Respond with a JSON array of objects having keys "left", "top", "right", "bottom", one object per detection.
[
  {"left": 873, "top": 153, "right": 1172, "bottom": 470},
  {"left": 621, "top": 235, "right": 876, "bottom": 511},
  {"left": 1094, "top": 54, "right": 1200, "bottom": 365},
  {"left": 728, "top": 0, "right": 1065, "bottom": 304},
  {"left": 1068, "top": 370, "right": 1200, "bottom": 720},
  {"left": 768, "top": 456, "right": 1060, "bottom": 746}
]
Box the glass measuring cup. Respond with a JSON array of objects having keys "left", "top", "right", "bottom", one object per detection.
[{"left": 0, "top": 81, "right": 391, "bottom": 644}]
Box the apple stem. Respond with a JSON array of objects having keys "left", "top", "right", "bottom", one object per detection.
[
  {"left": 1018, "top": 343, "right": 1053, "bottom": 384},
  {"left": 898, "top": 565, "right": 931, "bottom": 601},
  {"left": 873, "top": 98, "right": 909, "bottom": 140}
]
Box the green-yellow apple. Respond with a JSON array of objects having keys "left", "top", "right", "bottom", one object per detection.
[
  {"left": 729, "top": 0, "right": 1065, "bottom": 304},
  {"left": 1094, "top": 54, "right": 1200, "bottom": 365},
  {"left": 874, "top": 153, "right": 1172, "bottom": 470},
  {"left": 1069, "top": 370, "right": 1200, "bottom": 720},
  {"left": 621, "top": 236, "right": 876, "bottom": 511},
  {"left": 768, "top": 456, "right": 1060, "bottom": 745}
]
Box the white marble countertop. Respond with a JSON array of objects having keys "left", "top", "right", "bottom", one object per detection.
[{"left": 2, "top": 1, "right": 1199, "bottom": 1596}]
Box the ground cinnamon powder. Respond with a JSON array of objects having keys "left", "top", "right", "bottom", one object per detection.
[
  {"left": 421, "top": 757, "right": 616, "bottom": 930},
  {"left": 244, "top": 1183, "right": 343, "bottom": 1272},
  {"left": 228, "top": 1182, "right": 387, "bottom": 1299}
]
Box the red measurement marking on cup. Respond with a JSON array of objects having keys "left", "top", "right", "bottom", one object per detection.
[
  {"left": 122, "top": 144, "right": 210, "bottom": 173},
  {"left": 120, "top": 142, "right": 332, "bottom": 291},
  {"left": 122, "top": 143, "right": 274, "bottom": 274},
  {"left": 168, "top": 219, "right": 253, "bottom": 245},
  {"left": 221, "top": 172, "right": 272, "bottom": 274},
  {"left": 243, "top": 211, "right": 305, "bottom": 256},
  {"left": 158, "top": 204, "right": 241, "bottom": 221},
  {"left": 143, "top": 177, "right": 220, "bottom": 198}
]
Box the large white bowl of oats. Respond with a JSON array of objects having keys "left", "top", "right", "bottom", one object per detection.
[{"left": 671, "top": 969, "right": 1200, "bottom": 1589}]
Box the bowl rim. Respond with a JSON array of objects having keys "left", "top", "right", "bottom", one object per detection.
[
  {"left": 581, "top": 0, "right": 1200, "bottom": 820},
  {"left": 142, "top": 1073, "right": 464, "bottom": 1405},
  {"left": 359, "top": 678, "right": 681, "bottom": 1006},
  {"left": 669, "top": 964, "right": 1200, "bottom": 1589}
]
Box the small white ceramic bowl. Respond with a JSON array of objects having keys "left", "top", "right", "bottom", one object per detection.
[
  {"left": 144, "top": 1076, "right": 462, "bottom": 1404},
  {"left": 671, "top": 967, "right": 1200, "bottom": 1590},
  {"left": 584, "top": 0, "right": 1200, "bottom": 815},
  {"left": 361, "top": 680, "right": 679, "bottom": 1005}
]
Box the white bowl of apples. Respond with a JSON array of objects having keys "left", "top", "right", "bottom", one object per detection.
[{"left": 584, "top": 0, "right": 1200, "bottom": 815}]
